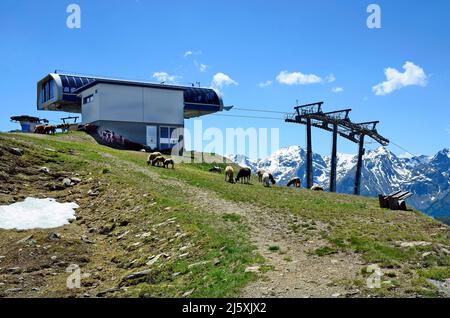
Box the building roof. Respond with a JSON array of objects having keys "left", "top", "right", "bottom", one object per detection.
[
  {"left": 57, "top": 73, "right": 223, "bottom": 107},
  {"left": 59, "top": 74, "right": 96, "bottom": 94},
  {"left": 37, "top": 72, "right": 224, "bottom": 118},
  {"left": 10, "top": 115, "right": 46, "bottom": 123}
]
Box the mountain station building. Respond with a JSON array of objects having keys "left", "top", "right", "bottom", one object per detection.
[{"left": 36, "top": 72, "right": 224, "bottom": 150}]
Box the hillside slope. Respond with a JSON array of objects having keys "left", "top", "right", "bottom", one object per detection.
[{"left": 0, "top": 132, "right": 449, "bottom": 298}]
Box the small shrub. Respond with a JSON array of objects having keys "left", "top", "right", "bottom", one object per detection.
[
  {"left": 222, "top": 213, "right": 241, "bottom": 222},
  {"left": 418, "top": 267, "right": 450, "bottom": 281},
  {"left": 314, "top": 246, "right": 337, "bottom": 256}
]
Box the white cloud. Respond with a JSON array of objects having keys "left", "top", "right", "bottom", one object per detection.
[
  {"left": 211, "top": 72, "right": 238, "bottom": 89},
  {"left": 184, "top": 50, "right": 202, "bottom": 58},
  {"left": 276, "top": 70, "right": 323, "bottom": 85},
  {"left": 258, "top": 80, "right": 272, "bottom": 88},
  {"left": 332, "top": 87, "right": 344, "bottom": 93},
  {"left": 152, "top": 72, "right": 181, "bottom": 84},
  {"left": 325, "top": 74, "right": 336, "bottom": 83},
  {"left": 194, "top": 60, "right": 208, "bottom": 72},
  {"left": 372, "top": 61, "right": 428, "bottom": 96}
]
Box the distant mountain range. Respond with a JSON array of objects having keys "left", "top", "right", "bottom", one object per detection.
[{"left": 228, "top": 146, "right": 450, "bottom": 219}]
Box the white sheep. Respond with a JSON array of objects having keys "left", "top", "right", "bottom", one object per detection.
[
  {"left": 225, "top": 166, "right": 234, "bottom": 183},
  {"left": 262, "top": 172, "right": 276, "bottom": 187}
]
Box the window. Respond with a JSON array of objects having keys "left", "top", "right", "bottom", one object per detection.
[
  {"left": 40, "top": 79, "right": 55, "bottom": 103},
  {"left": 46, "top": 81, "right": 50, "bottom": 101},
  {"left": 60, "top": 75, "right": 95, "bottom": 95},
  {"left": 49, "top": 80, "right": 54, "bottom": 99},
  {"left": 159, "top": 126, "right": 181, "bottom": 150},
  {"left": 160, "top": 127, "right": 169, "bottom": 138},
  {"left": 83, "top": 94, "right": 94, "bottom": 104}
]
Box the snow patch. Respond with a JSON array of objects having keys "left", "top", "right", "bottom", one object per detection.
[{"left": 0, "top": 198, "right": 79, "bottom": 230}]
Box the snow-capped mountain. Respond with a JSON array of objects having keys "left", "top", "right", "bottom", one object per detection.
[{"left": 228, "top": 147, "right": 450, "bottom": 218}]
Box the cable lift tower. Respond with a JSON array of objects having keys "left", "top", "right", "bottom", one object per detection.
[{"left": 285, "top": 101, "right": 389, "bottom": 195}]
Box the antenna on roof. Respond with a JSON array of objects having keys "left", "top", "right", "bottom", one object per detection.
[
  {"left": 196, "top": 81, "right": 201, "bottom": 87},
  {"left": 160, "top": 81, "right": 165, "bottom": 85}
]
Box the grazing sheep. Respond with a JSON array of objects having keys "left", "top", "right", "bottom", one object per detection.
[
  {"left": 257, "top": 169, "right": 266, "bottom": 182},
  {"left": 262, "top": 172, "right": 276, "bottom": 187},
  {"left": 147, "top": 152, "right": 162, "bottom": 165},
  {"left": 57, "top": 123, "right": 70, "bottom": 133},
  {"left": 235, "top": 167, "right": 251, "bottom": 184},
  {"left": 287, "top": 177, "right": 301, "bottom": 188},
  {"left": 152, "top": 156, "right": 166, "bottom": 167},
  {"left": 225, "top": 166, "right": 234, "bottom": 183},
  {"left": 164, "top": 158, "right": 174, "bottom": 169},
  {"left": 34, "top": 125, "right": 46, "bottom": 134},
  {"left": 44, "top": 125, "right": 56, "bottom": 135},
  {"left": 311, "top": 185, "right": 324, "bottom": 191},
  {"left": 209, "top": 166, "right": 222, "bottom": 173}
]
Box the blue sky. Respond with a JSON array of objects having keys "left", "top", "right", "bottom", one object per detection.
[{"left": 0, "top": 0, "right": 449, "bottom": 158}]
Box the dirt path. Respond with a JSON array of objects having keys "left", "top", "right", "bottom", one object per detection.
[{"left": 122, "top": 158, "right": 365, "bottom": 298}]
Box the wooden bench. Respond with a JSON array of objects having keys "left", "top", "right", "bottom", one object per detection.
[{"left": 378, "top": 191, "right": 414, "bottom": 210}]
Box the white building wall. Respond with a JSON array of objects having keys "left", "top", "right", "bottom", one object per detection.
[
  {"left": 81, "top": 86, "right": 101, "bottom": 124},
  {"left": 143, "top": 87, "right": 184, "bottom": 125},
  {"left": 81, "top": 83, "right": 184, "bottom": 125},
  {"left": 98, "top": 84, "right": 143, "bottom": 122}
]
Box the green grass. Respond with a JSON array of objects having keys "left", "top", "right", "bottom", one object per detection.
[
  {"left": 2, "top": 131, "right": 449, "bottom": 297},
  {"left": 268, "top": 245, "right": 280, "bottom": 252},
  {"left": 144, "top": 158, "right": 450, "bottom": 296},
  {"left": 0, "top": 132, "right": 263, "bottom": 297},
  {"left": 314, "top": 246, "right": 338, "bottom": 256},
  {"left": 418, "top": 267, "right": 450, "bottom": 281},
  {"left": 151, "top": 164, "right": 449, "bottom": 265},
  {"left": 222, "top": 213, "right": 241, "bottom": 222}
]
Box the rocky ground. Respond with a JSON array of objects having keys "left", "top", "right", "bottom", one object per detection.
[
  {"left": 122, "top": 159, "right": 365, "bottom": 297},
  {"left": 0, "top": 133, "right": 449, "bottom": 298},
  {"left": 0, "top": 134, "right": 259, "bottom": 297}
]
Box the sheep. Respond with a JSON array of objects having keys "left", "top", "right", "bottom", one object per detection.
[
  {"left": 257, "top": 169, "right": 266, "bottom": 182},
  {"left": 147, "top": 152, "right": 162, "bottom": 165},
  {"left": 57, "top": 123, "right": 70, "bottom": 133},
  {"left": 224, "top": 166, "right": 234, "bottom": 183},
  {"left": 209, "top": 166, "right": 222, "bottom": 174},
  {"left": 287, "top": 177, "right": 301, "bottom": 188},
  {"left": 44, "top": 125, "right": 56, "bottom": 135},
  {"left": 235, "top": 167, "right": 251, "bottom": 184},
  {"left": 152, "top": 156, "right": 166, "bottom": 167},
  {"left": 34, "top": 124, "right": 56, "bottom": 135},
  {"left": 262, "top": 172, "right": 276, "bottom": 187},
  {"left": 164, "top": 158, "right": 174, "bottom": 169},
  {"left": 34, "top": 125, "right": 46, "bottom": 134},
  {"left": 311, "top": 185, "right": 324, "bottom": 191}
]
